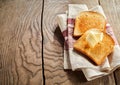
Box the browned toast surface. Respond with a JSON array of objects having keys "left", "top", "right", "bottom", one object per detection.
[
  {"left": 74, "top": 11, "right": 106, "bottom": 37},
  {"left": 73, "top": 29, "right": 114, "bottom": 65}
]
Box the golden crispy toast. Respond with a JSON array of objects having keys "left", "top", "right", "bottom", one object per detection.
[
  {"left": 74, "top": 11, "right": 106, "bottom": 37},
  {"left": 73, "top": 29, "right": 114, "bottom": 65}
]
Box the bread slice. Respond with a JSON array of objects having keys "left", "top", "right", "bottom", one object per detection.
[
  {"left": 73, "top": 29, "right": 114, "bottom": 65},
  {"left": 73, "top": 11, "right": 106, "bottom": 37}
]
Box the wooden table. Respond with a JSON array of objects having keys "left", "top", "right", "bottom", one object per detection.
[{"left": 0, "top": 0, "right": 120, "bottom": 85}]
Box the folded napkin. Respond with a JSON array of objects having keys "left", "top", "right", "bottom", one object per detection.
[{"left": 57, "top": 4, "right": 120, "bottom": 81}]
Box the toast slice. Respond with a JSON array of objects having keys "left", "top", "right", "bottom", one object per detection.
[
  {"left": 73, "top": 11, "right": 106, "bottom": 37},
  {"left": 73, "top": 29, "right": 114, "bottom": 65}
]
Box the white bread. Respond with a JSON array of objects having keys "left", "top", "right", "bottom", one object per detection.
[
  {"left": 73, "top": 29, "right": 115, "bottom": 65},
  {"left": 74, "top": 11, "right": 106, "bottom": 37}
]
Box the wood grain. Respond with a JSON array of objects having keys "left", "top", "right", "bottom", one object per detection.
[
  {"left": 0, "top": 0, "right": 43, "bottom": 85},
  {"left": 0, "top": 0, "right": 120, "bottom": 84},
  {"left": 100, "top": 0, "right": 120, "bottom": 85},
  {"left": 100, "top": 0, "right": 120, "bottom": 44},
  {"left": 43, "top": 0, "right": 116, "bottom": 84}
]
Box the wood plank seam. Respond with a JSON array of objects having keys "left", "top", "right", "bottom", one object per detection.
[
  {"left": 113, "top": 73, "right": 117, "bottom": 85},
  {"left": 98, "top": 0, "right": 101, "bottom": 5},
  {"left": 99, "top": 0, "right": 117, "bottom": 85},
  {"left": 41, "top": 0, "right": 45, "bottom": 85}
]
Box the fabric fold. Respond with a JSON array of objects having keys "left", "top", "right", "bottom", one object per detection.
[{"left": 57, "top": 4, "right": 120, "bottom": 81}]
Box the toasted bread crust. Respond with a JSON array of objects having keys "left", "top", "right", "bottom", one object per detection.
[
  {"left": 74, "top": 11, "right": 106, "bottom": 37},
  {"left": 73, "top": 29, "right": 115, "bottom": 65}
]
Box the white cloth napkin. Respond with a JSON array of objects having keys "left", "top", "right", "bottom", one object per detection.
[{"left": 57, "top": 4, "right": 120, "bottom": 81}]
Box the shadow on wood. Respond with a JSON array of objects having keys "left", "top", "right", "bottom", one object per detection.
[
  {"left": 53, "top": 26, "right": 88, "bottom": 83},
  {"left": 54, "top": 26, "right": 64, "bottom": 47}
]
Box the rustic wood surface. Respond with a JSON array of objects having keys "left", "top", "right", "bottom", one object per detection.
[
  {"left": 100, "top": 0, "right": 120, "bottom": 85},
  {"left": 0, "top": 0, "right": 43, "bottom": 85},
  {"left": 0, "top": 0, "right": 120, "bottom": 85}
]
